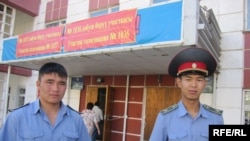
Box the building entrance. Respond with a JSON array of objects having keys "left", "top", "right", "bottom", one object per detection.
[{"left": 86, "top": 86, "right": 114, "bottom": 141}]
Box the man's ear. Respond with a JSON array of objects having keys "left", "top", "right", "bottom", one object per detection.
[
  {"left": 176, "top": 77, "right": 181, "bottom": 88},
  {"left": 36, "top": 80, "right": 40, "bottom": 87}
]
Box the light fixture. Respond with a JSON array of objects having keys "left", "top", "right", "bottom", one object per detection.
[{"left": 96, "top": 77, "right": 104, "bottom": 83}]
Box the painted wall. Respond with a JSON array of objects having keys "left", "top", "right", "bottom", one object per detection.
[
  {"left": 14, "top": 10, "right": 35, "bottom": 36},
  {"left": 200, "top": 0, "right": 244, "bottom": 124}
]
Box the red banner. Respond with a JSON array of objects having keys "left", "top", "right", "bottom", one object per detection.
[
  {"left": 64, "top": 9, "right": 137, "bottom": 52},
  {"left": 16, "top": 26, "right": 63, "bottom": 58}
]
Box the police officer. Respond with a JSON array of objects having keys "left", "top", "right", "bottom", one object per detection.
[
  {"left": 0, "top": 62, "right": 91, "bottom": 141},
  {"left": 149, "top": 47, "right": 224, "bottom": 141}
]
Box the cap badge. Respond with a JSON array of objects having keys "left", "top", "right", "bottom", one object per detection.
[{"left": 192, "top": 63, "right": 197, "bottom": 69}]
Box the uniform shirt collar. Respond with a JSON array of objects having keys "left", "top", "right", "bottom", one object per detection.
[
  {"left": 32, "top": 99, "right": 40, "bottom": 114},
  {"left": 178, "top": 101, "right": 188, "bottom": 117},
  {"left": 177, "top": 101, "right": 209, "bottom": 118},
  {"left": 200, "top": 104, "right": 209, "bottom": 118},
  {"left": 32, "top": 99, "right": 68, "bottom": 116}
]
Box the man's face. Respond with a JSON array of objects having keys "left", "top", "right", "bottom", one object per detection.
[
  {"left": 176, "top": 74, "right": 207, "bottom": 101},
  {"left": 36, "top": 73, "right": 67, "bottom": 104}
]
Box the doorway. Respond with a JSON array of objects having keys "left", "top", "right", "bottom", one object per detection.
[
  {"left": 86, "top": 86, "right": 114, "bottom": 141},
  {"left": 96, "top": 88, "right": 106, "bottom": 140}
]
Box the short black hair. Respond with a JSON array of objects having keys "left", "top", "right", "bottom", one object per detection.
[
  {"left": 38, "top": 62, "right": 68, "bottom": 80},
  {"left": 95, "top": 101, "right": 101, "bottom": 106},
  {"left": 86, "top": 102, "right": 94, "bottom": 110}
]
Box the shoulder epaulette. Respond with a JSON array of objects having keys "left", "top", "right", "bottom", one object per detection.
[
  {"left": 67, "top": 105, "right": 81, "bottom": 114},
  {"left": 8, "top": 103, "right": 30, "bottom": 112},
  {"left": 160, "top": 104, "right": 178, "bottom": 115},
  {"left": 203, "top": 104, "right": 223, "bottom": 115}
]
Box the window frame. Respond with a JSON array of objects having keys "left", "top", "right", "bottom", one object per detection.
[
  {"left": 0, "top": 3, "right": 15, "bottom": 39},
  {"left": 202, "top": 75, "right": 214, "bottom": 94},
  {"left": 45, "top": 19, "right": 66, "bottom": 28},
  {"left": 152, "top": 0, "right": 180, "bottom": 5},
  {"left": 246, "top": 0, "right": 250, "bottom": 30},
  {"left": 243, "top": 90, "right": 250, "bottom": 124},
  {"left": 90, "top": 6, "right": 119, "bottom": 18}
]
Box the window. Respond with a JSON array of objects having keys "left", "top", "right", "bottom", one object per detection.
[
  {"left": 247, "top": 0, "right": 250, "bottom": 30},
  {"left": 45, "top": 0, "right": 68, "bottom": 28},
  {"left": 153, "top": 0, "right": 169, "bottom": 4},
  {"left": 152, "top": 0, "right": 180, "bottom": 5},
  {"left": 18, "top": 88, "right": 25, "bottom": 106},
  {"left": 0, "top": 3, "right": 15, "bottom": 39},
  {"left": 46, "top": 20, "right": 66, "bottom": 28},
  {"left": 45, "top": 0, "right": 68, "bottom": 23},
  {"left": 202, "top": 75, "right": 214, "bottom": 93},
  {"left": 90, "top": 6, "right": 119, "bottom": 17},
  {"left": 243, "top": 90, "right": 250, "bottom": 125}
]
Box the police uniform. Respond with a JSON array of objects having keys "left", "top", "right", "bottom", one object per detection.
[
  {"left": 149, "top": 47, "right": 224, "bottom": 141},
  {"left": 149, "top": 101, "right": 223, "bottom": 141},
  {"left": 0, "top": 99, "right": 91, "bottom": 141}
]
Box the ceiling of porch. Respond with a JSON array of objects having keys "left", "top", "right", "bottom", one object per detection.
[{"left": 6, "top": 45, "right": 186, "bottom": 77}]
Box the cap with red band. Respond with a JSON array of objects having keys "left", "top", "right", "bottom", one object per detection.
[
  {"left": 177, "top": 61, "right": 208, "bottom": 76},
  {"left": 168, "top": 47, "right": 217, "bottom": 77}
]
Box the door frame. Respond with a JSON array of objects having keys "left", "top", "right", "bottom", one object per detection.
[{"left": 86, "top": 85, "right": 114, "bottom": 141}]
